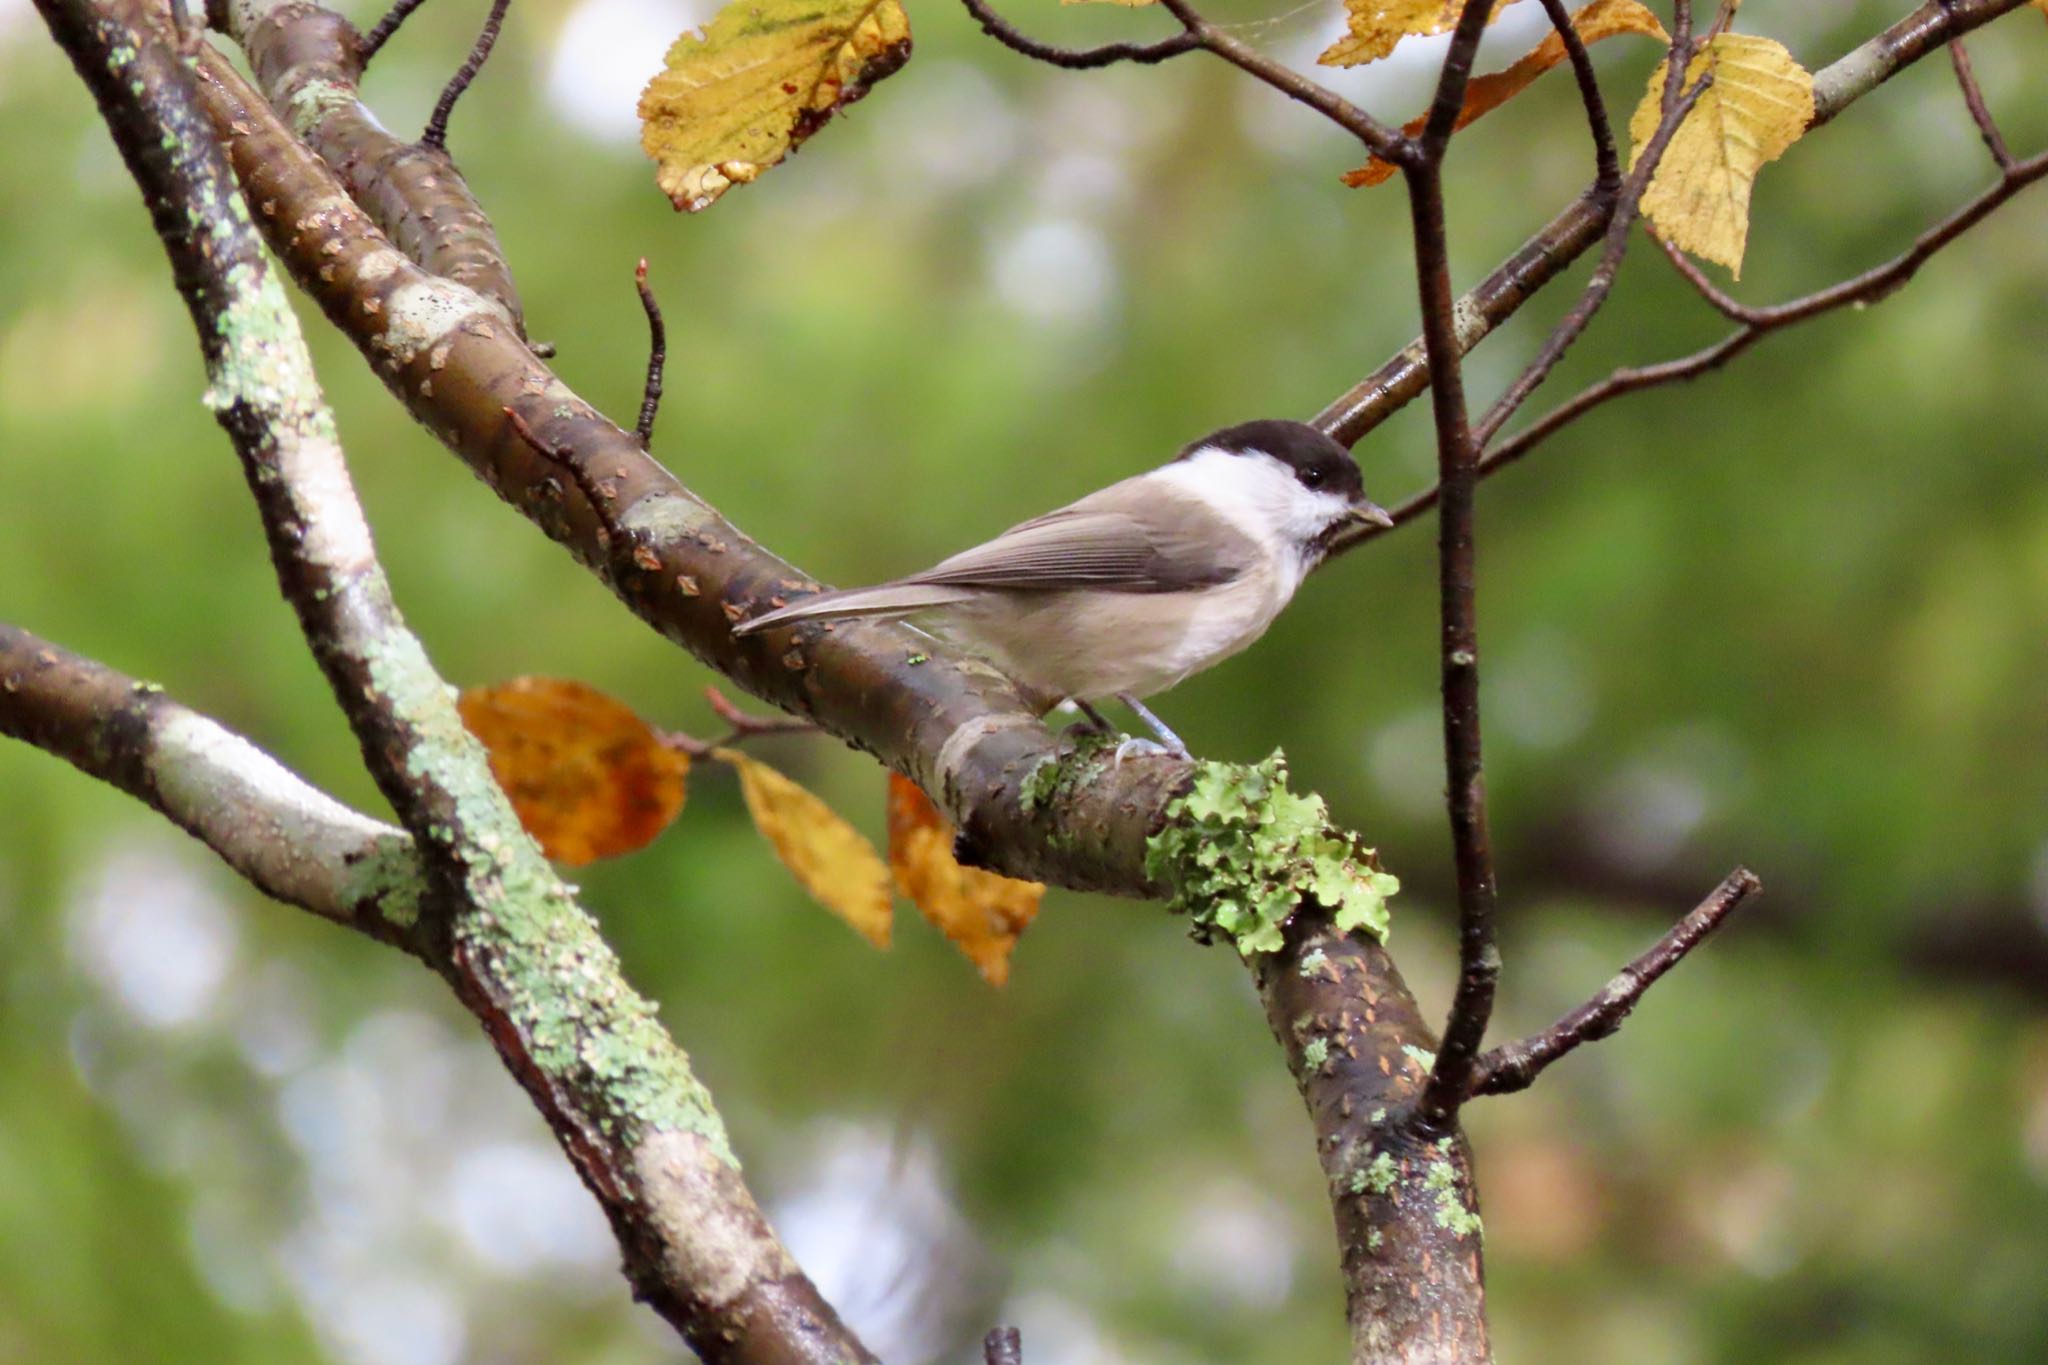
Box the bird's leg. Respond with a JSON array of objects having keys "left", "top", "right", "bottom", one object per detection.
[
  {"left": 1070, "top": 698, "right": 1117, "bottom": 736},
  {"left": 1117, "top": 694, "right": 1191, "bottom": 761}
]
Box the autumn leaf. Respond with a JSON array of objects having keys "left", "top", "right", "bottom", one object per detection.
[
  {"left": 1321, "top": 0, "right": 1518, "bottom": 71},
  {"left": 1344, "top": 0, "right": 1668, "bottom": 188},
  {"left": 1627, "top": 32, "right": 1814, "bottom": 278},
  {"left": 457, "top": 677, "right": 688, "bottom": 866},
  {"left": 2034, "top": 0, "right": 2047, "bottom": 21},
  {"left": 885, "top": 774, "right": 1043, "bottom": 986},
  {"left": 717, "top": 749, "right": 893, "bottom": 947},
  {"left": 638, "top": 0, "right": 912, "bottom": 212}
]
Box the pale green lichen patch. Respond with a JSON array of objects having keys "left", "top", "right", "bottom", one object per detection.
[
  {"left": 1402, "top": 1044, "right": 1436, "bottom": 1072},
  {"left": 1348, "top": 1149, "right": 1399, "bottom": 1196},
  {"left": 342, "top": 838, "right": 424, "bottom": 927},
  {"left": 1425, "top": 1139, "right": 1482, "bottom": 1239},
  {"left": 1016, "top": 731, "right": 1118, "bottom": 817},
  {"left": 1302, "top": 1037, "right": 1330, "bottom": 1070},
  {"left": 1298, "top": 947, "right": 1329, "bottom": 977},
  {"left": 1143, "top": 751, "right": 1397, "bottom": 956}
]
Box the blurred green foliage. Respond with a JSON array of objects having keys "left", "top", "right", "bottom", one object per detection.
[{"left": 2, "top": 1, "right": 2045, "bottom": 1361}]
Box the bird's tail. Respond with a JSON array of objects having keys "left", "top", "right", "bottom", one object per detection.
[{"left": 731, "top": 582, "right": 973, "bottom": 636}]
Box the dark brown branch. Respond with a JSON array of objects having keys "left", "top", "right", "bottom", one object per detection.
[
  {"left": 421, "top": 0, "right": 511, "bottom": 151},
  {"left": 1405, "top": 0, "right": 1503, "bottom": 1133},
  {"left": 1535, "top": 0, "right": 1618, "bottom": 192},
  {"left": 958, "top": 0, "right": 1197, "bottom": 68},
  {"left": 635, "top": 257, "right": 666, "bottom": 449},
  {"left": 228, "top": 0, "right": 526, "bottom": 333},
  {"left": 1471, "top": 32, "right": 1707, "bottom": 446},
  {"left": 1945, "top": 32, "right": 2014, "bottom": 170},
  {"left": 1471, "top": 868, "right": 1761, "bottom": 1097},
  {"left": 358, "top": 0, "right": 431, "bottom": 63}
]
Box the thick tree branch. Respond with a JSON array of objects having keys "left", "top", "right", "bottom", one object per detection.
[
  {"left": 226, "top": 0, "right": 527, "bottom": 334},
  {"left": 1471, "top": 868, "right": 1761, "bottom": 1097},
  {"left": 0, "top": 623, "right": 424, "bottom": 940},
  {"left": 41, "top": 4, "right": 871, "bottom": 1358}
]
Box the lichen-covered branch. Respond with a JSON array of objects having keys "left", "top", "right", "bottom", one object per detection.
[
  {"left": 0, "top": 622, "right": 425, "bottom": 939},
  {"left": 40, "top": 3, "right": 869, "bottom": 1358}
]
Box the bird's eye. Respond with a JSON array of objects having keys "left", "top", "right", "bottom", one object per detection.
[{"left": 1302, "top": 467, "right": 1325, "bottom": 488}]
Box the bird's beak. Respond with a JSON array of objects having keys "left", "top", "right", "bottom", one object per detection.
[{"left": 1350, "top": 499, "right": 1396, "bottom": 530}]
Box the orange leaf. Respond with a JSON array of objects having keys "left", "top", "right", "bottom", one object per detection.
[
  {"left": 457, "top": 677, "right": 688, "bottom": 866},
  {"left": 718, "top": 749, "right": 893, "bottom": 947},
  {"left": 1342, "top": 0, "right": 1669, "bottom": 187},
  {"left": 886, "top": 774, "right": 1043, "bottom": 986}
]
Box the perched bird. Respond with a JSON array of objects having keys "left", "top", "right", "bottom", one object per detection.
[{"left": 734, "top": 419, "right": 1393, "bottom": 757}]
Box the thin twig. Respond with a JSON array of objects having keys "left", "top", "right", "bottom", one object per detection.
[
  {"left": 983, "top": 1327, "right": 1023, "bottom": 1365},
  {"left": 1470, "top": 868, "right": 1761, "bottom": 1097},
  {"left": 1407, "top": 0, "right": 1503, "bottom": 1131},
  {"left": 1945, "top": 34, "right": 2014, "bottom": 170},
  {"left": 664, "top": 685, "right": 819, "bottom": 756},
  {"left": 958, "top": 0, "right": 1197, "bottom": 68},
  {"left": 358, "top": 0, "right": 432, "bottom": 65},
  {"left": 420, "top": 0, "right": 511, "bottom": 151},
  {"left": 634, "top": 258, "right": 666, "bottom": 449},
  {"left": 1535, "top": 0, "right": 1618, "bottom": 193},
  {"left": 1489, "top": 147, "right": 2048, "bottom": 468},
  {"left": 1158, "top": 0, "right": 1408, "bottom": 160},
  {"left": 504, "top": 405, "right": 614, "bottom": 520},
  {"left": 1472, "top": 53, "right": 1710, "bottom": 445},
  {"left": 1654, "top": 232, "right": 1757, "bottom": 321}
]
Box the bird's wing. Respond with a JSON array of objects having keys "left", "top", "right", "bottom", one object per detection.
[{"left": 907, "top": 480, "right": 1259, "bottom": 594}]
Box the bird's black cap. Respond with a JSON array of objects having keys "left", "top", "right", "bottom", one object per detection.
[{"left": 1180, "top": 419, "right": 1366, "bottom": 501}]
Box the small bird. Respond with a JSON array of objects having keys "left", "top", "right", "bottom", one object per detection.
[{"left": 734, "top": 419, "right": 1393, "bottom": 757}]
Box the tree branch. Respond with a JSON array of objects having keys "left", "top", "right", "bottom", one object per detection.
[
  {"left": 40, "top": 3, "right": 871, "bottom": 1358},
  {"left": 1945, "top": 34, "right": 2014, "bottom": 171},
  {"left": 635, "top": 257, "right": 667, "bottom": 448},
  {"left": 1316, "top": 0, "right": 2038, "bottom": 557},
  {"left": 958, "top": 0, "right": 1198, "bottom": 68},
  {"left": 1535, "top": 0, "right": 1618, "bottom": 193},
  {"left": 1471, "top": 868, "right": 1761, "bottom": 1097},
  {"left": 227, "top": 0, "right": 527, "bottom": 334},
  {"left": 420, "top": 0, "right": 510, "bottom": 151},
  {"left": 0, "top": 622, "right": 425, "bottom": 939},
  {"left": 1405, "top": 0, "right": 1502, "bottom": 1133}
]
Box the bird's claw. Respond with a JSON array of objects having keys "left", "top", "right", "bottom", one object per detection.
[{"left": 1112, "top": 737, "right": 1178, "bottom": 768}]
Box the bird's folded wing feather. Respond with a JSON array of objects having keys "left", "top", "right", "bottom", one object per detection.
[{"left": 908, "top": 484, "right": 1257, "bottom": 594}]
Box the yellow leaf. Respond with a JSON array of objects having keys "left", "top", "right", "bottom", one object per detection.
[
  {"left": 2034, "top": 0, "right": 2047, "bottom": 20},
  {"left": 885, "top": 774, "right": 1043, "bottom": 987},
  {"left": 1344, "top": 0, "right": 1668, "bottom": 187},
  {"left": 638, "top": 0, "right": 912, "bottom": 212},
  {"left": 1321, "top": 0, "right": 1519, "bottom": 71},
  {"left": 717, "top": 749, "right": 893, "bottom": 947},
  {"left": 457, "top": 677, "right": 688, "bottom": 866},
  {"left": 1626, "top": 32, "right": 1814, "bottom": 279}
]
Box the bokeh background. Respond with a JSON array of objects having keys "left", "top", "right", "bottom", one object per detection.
[{"left": 2, "top": 0, "right": 2046, "bottom": 1360}]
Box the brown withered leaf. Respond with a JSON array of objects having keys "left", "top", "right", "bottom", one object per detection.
[
  {"left": 457, "top": 677, "right": 688, "bottom": 866},
  {"left": 1627, "top": 32, "right": 1814, "bottom": 278},
  {"left": 885, "top": 774, "right": 1043, "bottom": 986},
  {"left": 717, "top": 749, "right": 893, "bottom": 947},
  {"left": 1343, "top": 0, "right": 1668, "bottom": 187},
  {"left": 638, "top": 0, "right": 911, "bottom": 212},
  {"left": 1321, "top": 0, "right": 1518, "bottom": 71}
]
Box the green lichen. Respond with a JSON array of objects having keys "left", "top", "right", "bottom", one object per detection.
[
  {"left": 1424, "top": 1139, "right": 1482, "bottom": 1239},
  {"left": 341, "top": 837, "right": 425, "bottom": 927},
  {"left": 1367, "top": 1228, "right": 1384, "bottom": 1252},
  {"left": 1402, "top": 1044, "right": 1437, "bottom": 1072},
  {"left": 362, "top": 620, "right": 737, "bottom": 1166},
  {"left": 1298, "top": 947, "right": 1329, "bottom": 977},
  {"left": 1142, "top": 751, "right": 1398, "bottom": 956},
  {"left": 1348, "top": 1149, "right": 1399, "bottom": 1196},
  {"left": 1016, "top": 731, "right": 1118, "bottom": 817},
  {"left": 1302, "top": 1037, "right": 1330, "bottom": 1070}
]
